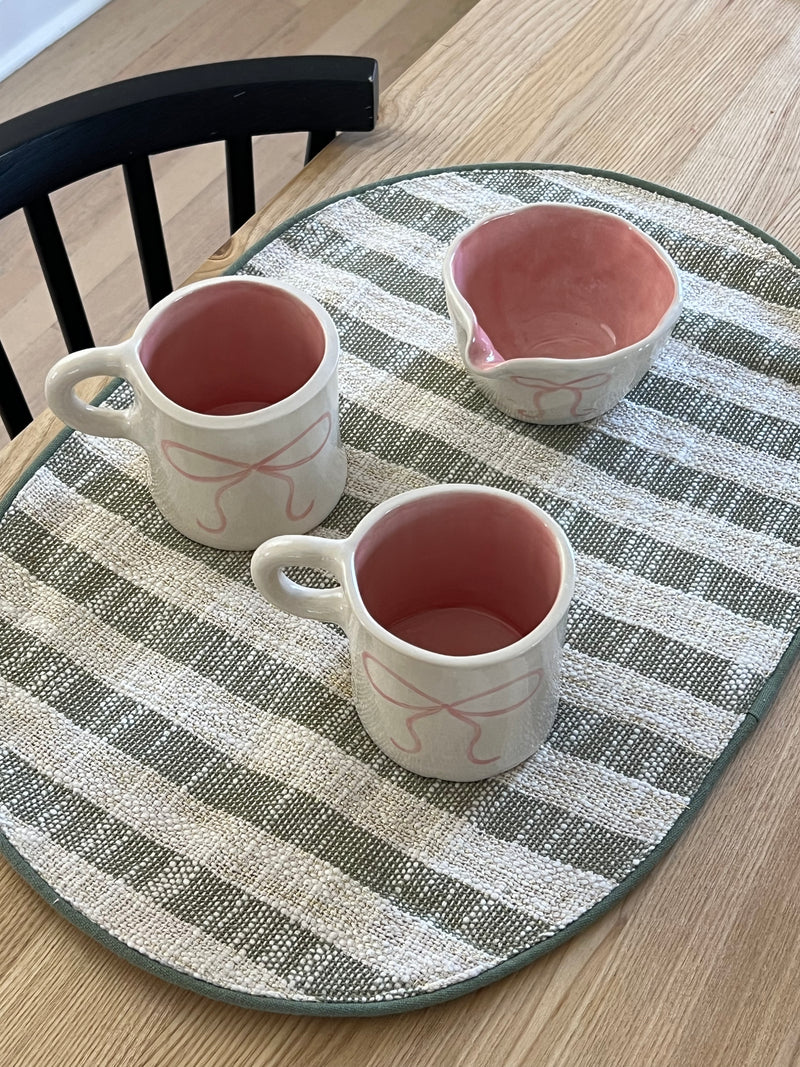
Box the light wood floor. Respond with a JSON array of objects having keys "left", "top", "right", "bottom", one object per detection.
[{"left": 0, "top": 0, "right": 477, "bottom": 447}]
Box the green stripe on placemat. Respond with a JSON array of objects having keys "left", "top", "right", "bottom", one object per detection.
[{"left": 1, "top": 164, "right": 800, "bottom": 1015}]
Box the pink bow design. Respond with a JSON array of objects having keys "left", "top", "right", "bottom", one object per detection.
[
  {"left": 362, "top": 652, "right": 543, "bottom": 765},
  {"left": 510, "top": 372, "right": 612, "bottom": 418},
  {"left": 161, "top": 411, "right": 332, "bottom": 534}
]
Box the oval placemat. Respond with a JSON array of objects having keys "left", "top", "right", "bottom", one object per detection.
[{"left": 2, "top": 164, "right": 800, "bottom": 1015}]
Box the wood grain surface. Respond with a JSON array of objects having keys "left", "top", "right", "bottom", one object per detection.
[{"left": 2, "top": 0, "right": 800, "bottom": 1064}]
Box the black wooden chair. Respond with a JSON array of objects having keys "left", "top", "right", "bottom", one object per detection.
[{"left": 0, "top": 55, "right": 379, "bottom": 439}]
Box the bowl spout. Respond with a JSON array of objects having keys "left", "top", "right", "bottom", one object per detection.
[{"left": 467, "top": 323, "right": 506, "bottom": 373}]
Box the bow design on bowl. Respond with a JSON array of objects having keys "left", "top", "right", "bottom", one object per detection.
[
  {"left": 509, "top": 372, "right": 612, "bottom": 418},
  {"left": 362, "top": 652, "right": 543, "bottom": 765},
  {"left": 161, "top": 411, "right": 331, "bottom": 534}
]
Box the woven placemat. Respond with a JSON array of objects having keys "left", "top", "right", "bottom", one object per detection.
[{"left": 2, "top": 164, "right": 800, "bottom": 1015}]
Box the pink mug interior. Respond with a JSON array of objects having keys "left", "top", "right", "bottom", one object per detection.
[
  {"left": 354, "top": 491, "right": 565, "bottom": 656},
  {"left": 451, "top": 204, "right": 679, "bottom": 365},
  {"left": 139, "top": 281, "right": 326, "bottom": 415}
]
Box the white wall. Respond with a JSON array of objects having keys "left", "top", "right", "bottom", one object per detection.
[{"left": 0, "top": 0, "right": 113, "bottom": 83}]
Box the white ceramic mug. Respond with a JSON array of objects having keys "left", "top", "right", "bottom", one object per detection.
[
  {"left": 251, "top": 484, "right": 575, "bottom": 781},
  {"left": 45, "top": 277, "right": 346, "bottom": 550}
]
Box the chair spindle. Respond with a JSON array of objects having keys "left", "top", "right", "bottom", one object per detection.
[
  {"left": 224, "top": 136, "right": 256, "bottom": 234},
  {"left": 0, "top": 339, "right": 32, "bottom": 437},
  {"left": 123, "top": 155, "right": 173, "bottom": 307},
  {"left": 24, "top": 195, "right": 94, "bottom": 352}
]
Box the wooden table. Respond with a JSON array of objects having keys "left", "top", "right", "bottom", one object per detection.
[{"left": 2, "top": 0, "right": 800, "bottom": 1063}]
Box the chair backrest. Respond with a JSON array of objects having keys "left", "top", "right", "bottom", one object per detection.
[{"left": 0, "top": 54, "right": 379, "bottom": 439}]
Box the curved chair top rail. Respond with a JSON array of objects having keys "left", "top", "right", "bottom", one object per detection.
[{"left": 0, "top": 55, "right": 379, "bottom": 217}]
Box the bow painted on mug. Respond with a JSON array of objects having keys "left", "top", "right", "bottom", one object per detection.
[
  {"left": 510, "top": 372, "right": 612, "bottom": 418},
  {"left": 161, "top": 411, "right": 332, "bottom": 534},
  {"left": 362, "top": 652, "right": 543, "bottom": 765}
]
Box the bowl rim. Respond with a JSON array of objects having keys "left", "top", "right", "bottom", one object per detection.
[{"left": 442, "top": 201, "right": 684, "bottom": 376}]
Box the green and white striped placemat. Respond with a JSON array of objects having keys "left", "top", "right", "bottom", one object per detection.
[{"left": 2, "top": 164, "right": 800, "bottom": 1015}]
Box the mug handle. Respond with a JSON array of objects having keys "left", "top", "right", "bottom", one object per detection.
[
  {"left": 45, "top": 343, "right": 143, "bottom": 442},
  {"left": 251, "top": 535, "right": 350, "bottom": 628}
]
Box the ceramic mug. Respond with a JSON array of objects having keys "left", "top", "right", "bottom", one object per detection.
[
  {"left": 45, "top": 276, "right": 346, "bottom": 550},
  {"left": 443, "top": 202, "right": 683, "bottom": 424},
  {"left": 251, "top": 484, "right": 575, "bottom": 781}
]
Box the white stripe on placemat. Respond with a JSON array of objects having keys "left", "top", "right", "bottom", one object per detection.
[
  {"left": 401, "top": 171, "right": 524, "bottom": 219},
  {"left": 80, "top": 429, "right": 146, "bottom": 475},
  {"left": 336, "top": 445, "right": 434, "bottom": 505},
  {"left": 600, "top": 402, "right": 800, "bottom": 506},
  {"left": 75, "top": 429, "right": 168, "bottom": 484},
  {"left": 1, "top": 683, "right": 502, "bottom": 982},
  {"left": 561, "top": 650, "right": 741, "bottom": 760},
  {"left": 653, "top": 336, "right": 800, "bottom": 425},
  {"left": 510, "top": 745, "right": 687, "bottom": 844},
  {"left": 575, "top": 553, "right": 789, "bottom": 668},
  {"left": 0, "top": 809, "right": 309, "bottom": 999},
  {"left": 0, "top": 555, "right": 617, "bottom": 920},
  {"left": 316, "top": 196, "right": 447, "bottom": 277},
  {"left": 248, "top": 241, "right": 457, "bottom": 360},
  {"left": 679, "top": 272, "right": 800, "bottom": 352}
]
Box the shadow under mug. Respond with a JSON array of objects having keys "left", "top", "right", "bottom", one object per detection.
[
  {"left": 251, "top": 484, "right": 575, "bottom": 781},
  {"left": 45, "top": 277, "right": 347, "bottom": 550}
]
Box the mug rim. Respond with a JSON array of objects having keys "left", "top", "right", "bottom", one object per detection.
[
  {"left": 125, "top": 276, "right": 339, "bottom": 426},
  {"left": 442, "top": 201, "right": 684, "bottom": 378},
  {"left": 339, "top": 483, "right": 576, "bottom": 667}
]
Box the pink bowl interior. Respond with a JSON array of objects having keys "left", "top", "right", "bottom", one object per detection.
[
  {"left": 354, "top": 491, "right": 564, "bottom": 656},
  {"left": 139, "top": 281, "right": 325, "bottom": 415},
  {"left": 451, "top": 205, "right": 678, "bottom": 363}
]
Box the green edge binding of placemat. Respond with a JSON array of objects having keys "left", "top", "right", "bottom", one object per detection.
[{"left": 0, "top": 162, "right": 797, "bottom": 1016}]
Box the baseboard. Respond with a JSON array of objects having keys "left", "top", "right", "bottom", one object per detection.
[{"left": 0, "top": 0, "right": 113, "bottom": 83}]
